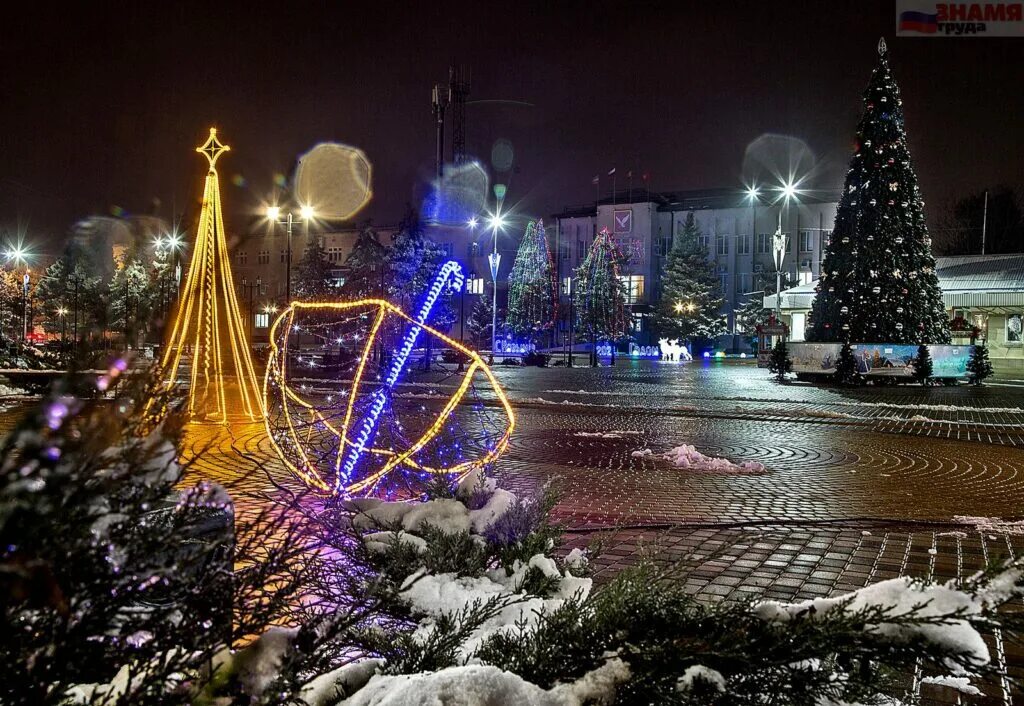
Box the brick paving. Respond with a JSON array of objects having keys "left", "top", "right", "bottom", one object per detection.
[{"left": 5, "top": 360, "right": 1024, "bottom": 702}]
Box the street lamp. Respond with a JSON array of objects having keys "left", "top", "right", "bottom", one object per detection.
[
  {"left": 57, "top": 306, "right": 68, "bottom": 351},
  {"left": 771, "top": 179, "right": 800, "bottom": 321},
  {"left": 5, "top": 246, "right": 32, "bottom": 342},
  {"left": 486, "top": 210, "right": 507, "bottom": 365},
  {"left": 266, "top": 204, "right": 315, "bottom": 304}
]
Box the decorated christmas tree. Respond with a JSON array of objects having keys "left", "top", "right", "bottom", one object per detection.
[
  {"left": 655, "top": 212, "right": 726, "bottom": 346},
  {"left": 505, "top": 219, "right": 557, "bottom": 340},
  {"left": 574, "top": 227, "right": 627, "bottom": 365},
  {"left": 767, "top": 339, "right": 792, "bottom": 383},
  {"left": 808, "top": 39, "right": 949, "bottom": 345}
]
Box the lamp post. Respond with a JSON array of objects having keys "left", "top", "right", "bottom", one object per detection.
[
  {"left": 266, "top": 205, "right": 315, "bottom": 305},
  {"left": 772, "top": 180, "right": 799, "bottom": 328},
  {"left": 57, "top": 306, "right": 67, "bottom": 355},
  {"left": 486, "top": 211, "right": 506, "bottom": 365},
  {"left": 5, "top": 247, "right": 31, "bottom": 344}
]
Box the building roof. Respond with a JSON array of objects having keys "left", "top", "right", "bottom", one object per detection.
[
  {"left": 766, "top": 254, "right": 1024, "bottom": 312},
  {"left": 552, "top": 187, "right": 841, "bottom": 220}
]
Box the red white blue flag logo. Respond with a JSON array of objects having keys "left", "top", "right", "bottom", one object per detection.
[
  {"left": 896, "top": 1, "right": 1024, "bottom": 36},
  {"left": 899, "top": 10, "right": 939, "bottom": 32}
]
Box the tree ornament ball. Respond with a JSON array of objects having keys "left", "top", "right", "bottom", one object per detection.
[
  {"left": 872, "top": 286, "right": 881, "bottom": 294},
  {"left": 897, "top": 307, "right": 904, "bottom": 314},
  {"left": 841, "top": 306, "right": 849, "bottom": 314},
  {"left": 843, "top": 324, "right": 850, "bottom": 330},
  {"left": 896, "top": 323, "right": 903, "bottom": 330}
]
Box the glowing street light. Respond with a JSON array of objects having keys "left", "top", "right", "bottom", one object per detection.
[
  {"left": 771, "top": 178, "right": 802, "bottom": 323},
  {"left": 266, "top": 204, "right": 316, "bottom": 304},
  {"left": 674, "top": 301, "right": 684, "bottom": 314},
  {"left": 486, "top": 207, "right": 509, "bottom": 364},
  {"left": 746, "top": 185, "right": 760, "bottom": 201},
  {"left": 467, "top": 217, "right": 478, "bottom": 229}
]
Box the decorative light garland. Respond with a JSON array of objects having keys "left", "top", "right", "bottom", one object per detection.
[
  {"left": 156, "top": 129, "right": 263, "bottom": 422},
  {"left": 262, "top": 262, "right": 515, "bottom": 497}
]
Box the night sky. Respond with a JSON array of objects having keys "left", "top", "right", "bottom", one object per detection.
[{"left": 1, "top": 1, "right": 1022, "bottom": 253}]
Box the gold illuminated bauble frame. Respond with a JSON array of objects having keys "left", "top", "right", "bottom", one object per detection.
[{"left": 262, "top": 299, "right": 516, "bottom": 496}]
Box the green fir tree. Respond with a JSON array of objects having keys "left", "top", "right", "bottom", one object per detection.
[
  {"left": 913, "top": 343, "right": 933, "bottom": 385},
  {"left": 767, "top": 339, "right": 792, "bottom": 383},
  {"left": 341, "top": 223, "right": 389, "bottom": 301},
  {"left": 293, "top": 236, "right": 336, "bottom": 300},
  {"left": 966, "top": 342, "right": 994, "bottom": 385},
  {"left": 573, "top": 228, "right": 627, "bottom": 366},
  {"left": 506, "top": 219, "right": 557, "bottom": 340},
  {"left": 107, "top": 259, "right": 155, "bottom": 344},
  {"left": 834, "top": 341, "right": 860, "bottom": 385},
  {"left": 808, "top": 39, "right": 949, "bottom": 345},
  {"left": 466, "top": 290, "right": 494, "bottom": 350},
  {"left": 656, "top": 212, "right": 726, "bottom": 347}
]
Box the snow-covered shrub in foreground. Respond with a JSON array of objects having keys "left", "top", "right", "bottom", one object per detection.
[{"left": 8, "top": 382, "right": 1024, "bottom": 705}]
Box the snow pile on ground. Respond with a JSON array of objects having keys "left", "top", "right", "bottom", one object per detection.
[
  {"left": 756, "top": 570, "right": 1022, "bottom": 675},
  {"left": 340, "top": 659, "right": 629, "bottom": 706},
  {"left": 659, "top": 444, "right": 765, "bottom": 474},
  {"left": 544, "top": 389, "right": 635, "bottom": 396},
  {"left": 953, "top": 515, "right": 1024, "bottom": 535},
  {"left": 574, "top": 430, "right": 643, "bottom": 439}
]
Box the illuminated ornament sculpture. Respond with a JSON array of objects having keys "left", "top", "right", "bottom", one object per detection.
[
  {"left": 158, "top": 128, "right": 264, "bottom": 422},
  {"left": 263, "top": 261, "right": 515, "bottom": 497}
]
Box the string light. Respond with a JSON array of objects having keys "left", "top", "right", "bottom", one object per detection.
[
  {"left": 262, "top": 273, "right": 515, "bottom": 497},
  {"left": 155, "top": 128, "right": 263, "bottom": 423}
]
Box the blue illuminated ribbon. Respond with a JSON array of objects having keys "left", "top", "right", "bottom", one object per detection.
[{"left": 336, "top": 261, "right": 465, "bottom": 488}]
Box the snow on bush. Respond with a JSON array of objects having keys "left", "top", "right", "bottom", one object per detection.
[{"left": 342, "top": 659, "right": 629, "bottom": 706}]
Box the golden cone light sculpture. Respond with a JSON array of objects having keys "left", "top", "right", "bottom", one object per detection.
[{"left": 159, "top": 128, "right": 263, "bottom": 422}]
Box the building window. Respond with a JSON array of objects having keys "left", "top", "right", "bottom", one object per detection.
[
  {"left": 466, "top": 276, "right": 485, "bottom": 295},
  {"left": 558, "top": 244, "right": 570, "bottom": 262},
  {"left": 756, "top": 233, "right": 771, "bottom": 254},
  {"left": 632, "top": 312, "right": 644, "bottom": 332},
  {"left": 619, "top": 275, "right": 644, "bottom": 304},
  {"left": 561, "top": 276, "right": 572, "bottom": 295},
  {"left": 577, "top": 239, "right": 585, "bottom": 260},
  {"left": 255, "top": 312, "right": 269, "bottom": 329},
  {"left": 719, "top": 273, "right": 729, "bottom": 295},
  {"left": 716, "top": 236, "right": 729, "bottom": 255},
  {"left": 737, "top": 235, "right": 751, "bottom": 255},
  {"left": 280, "top": 250, "right": 287, "bottom": 264},
  {"left": 1008, "top": 314, "right": 1023, "bottom": 343},
  {"left": 257, "top": 250, "right": 270, "bottom": 265},
  {"left": 658, "top": 236, "right": 672, "bottom": 257},
  {"left": 236, "top": 251, "right": 248, "bottom": 266},
  {"left": 799, "top": 231, "right": 814, "bottom": 253},
  {"left": 799, "top": 270, "right": 813, "bottom": 285},
  {"left": 822, "top": 230, "right": 832, "bottom": 247},
  {"left": 698, "top": 234, "right": 710, "bottom": 252},
  {"left": 737, "top": 273, "right": 752, "bottom": 294}
]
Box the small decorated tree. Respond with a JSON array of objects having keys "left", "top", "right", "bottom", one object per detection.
[
  {"left": 913, "top": 343, "right": 933, "bottom": 385},
  {"left": 767, "top": 339, "right": 792, "bottom": 383},
  {"left": 341, "top": 223, "right": 389, "bottom": 301},
  {"left": 834, "top": 340, "right": 860, "bottom": 385},
  {"left": 574, "top": 228, "right": 628, "bottom": 366},
  {"left": 966, "top": 342, "right": 994, "bottom": 385},
  {"left": 506, "top": 219, "right": 557, "bottom": 341}
]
